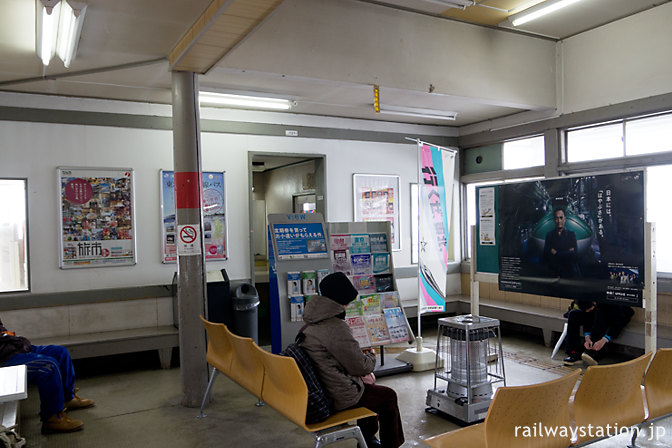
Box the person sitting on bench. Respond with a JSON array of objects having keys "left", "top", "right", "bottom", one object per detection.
[
  {"left": 563, "top": 300, "right": 634, "bottom": 366},
  {"left": 0, "top": 317, "right": 94, "bottom": 433},
  {"left": 301, "top": 272, "right": 405, "bottom": 448}
]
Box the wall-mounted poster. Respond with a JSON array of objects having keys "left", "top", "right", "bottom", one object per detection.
[
  {"left": 497, "top": 171, "right": 645, "bottom": 307},
  {"left": 271, "top": 220, "right": 328, "bottom": 261},
  {"left": 58, "top": 167, "right": 136, "bottom": 269},
  {"left": 353, "top": 174, "right": 400, "bottom": 251},
  {"left": 160, "top": 170, "right": 228, "bottom": 263}
]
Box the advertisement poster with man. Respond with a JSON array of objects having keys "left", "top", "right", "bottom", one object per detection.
[{"left": 495, "top": 171, "right": 644, "bottom": 306}]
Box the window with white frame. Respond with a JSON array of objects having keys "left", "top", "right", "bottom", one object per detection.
[
  {"left": 567, "top": 112, "right": 672, "bottom": 162},
  {"left": 646, "top": 165, "right": 672, "bottom": 273},
  {"left": 502, "top": 135, "right": 545, "bottom": 170},
  {"left": 0, "top": 179, "right": 29, "bottom": 292},
  {"left": 565, "top": 111, "right": 672, "bottom": 273}
]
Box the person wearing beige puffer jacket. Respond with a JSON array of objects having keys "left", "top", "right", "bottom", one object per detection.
[{"left": 301, "top": 272, "right": 404, "bottom": 448}]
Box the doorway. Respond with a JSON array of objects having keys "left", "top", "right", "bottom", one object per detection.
[{"left": 248, "top": 153, "right": 326, "bottom": 345}]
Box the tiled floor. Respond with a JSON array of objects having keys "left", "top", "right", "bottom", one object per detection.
[{"left": 15, "top": 321, "right": 672, "bottom": 447}]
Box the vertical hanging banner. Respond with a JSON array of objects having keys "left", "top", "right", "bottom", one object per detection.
[{"left": 418, "top": 142, "right": 456, "bottom": 313}]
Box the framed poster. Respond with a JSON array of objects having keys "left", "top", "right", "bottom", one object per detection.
[
  {"left": 160, "top": 170, "right": 228, "bottom": 263},
  {"left": 353, "top": 174, "right": 401, "bottom": 251},
  {"left": 496, "top": 170, "right": 645, "bottom": 306},
  {"left": 58, "top": 167, "right": 136, "bottom": 269}
]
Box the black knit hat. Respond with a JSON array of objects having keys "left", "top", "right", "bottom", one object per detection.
[
  {"left": 319, "top": 272, "right": 358, "bottom": 305},
  {"left": 577, "top": 300, "right": 596, "bottom": 311}
]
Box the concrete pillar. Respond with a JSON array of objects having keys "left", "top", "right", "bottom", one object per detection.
[{"left": 171, "top": 71, "right": 208, "bottom": 407}]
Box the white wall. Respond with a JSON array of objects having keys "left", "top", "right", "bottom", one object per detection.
[
  {"left": 223, "top": 0, "right": 557, "bottom": 111},
  {"left": 561, "top": 1, "right": 672, "bottom": 114},
  {"left": 0, "top": 107, "right": 433, "bottom": 295}
]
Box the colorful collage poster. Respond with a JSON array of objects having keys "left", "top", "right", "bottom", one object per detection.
[
  {"left": 160, "top": 170, "right": 228, "bottom": 263},
  {"left": 59, "top": 167, "right": 136, "bottom": 268},
  {"left": 353, "top": 174, "right": 401, "bottom": 251}
]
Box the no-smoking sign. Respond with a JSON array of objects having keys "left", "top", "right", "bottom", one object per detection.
[{"left": 177, "top": 224, "right": 202, "bottom": 256}]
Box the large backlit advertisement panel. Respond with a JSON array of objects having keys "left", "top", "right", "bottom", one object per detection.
[{"left": 497, "top": 171, "right": 644, "bottom": 307}]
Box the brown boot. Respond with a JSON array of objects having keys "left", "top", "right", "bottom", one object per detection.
[
  {"left": 65, "top": 392, "right": 95, "bottom": 410},
  {"left": 42, "top": 411, "right": 84, "bottom": 434}
]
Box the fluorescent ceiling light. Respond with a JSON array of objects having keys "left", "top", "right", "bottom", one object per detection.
[
  {"left": 199, "top": 92, "right": 295, "bottom": 110},
  {"left": 378, "top": 105, "right": 457, "bottom": 121},
  {"left": 509, "top": 0, "right": 583, "bottom": 27},
  {"left": 35, "top": 0, "right": 87, "bottom": 67},
  {"left": 423, "top": 0, "right": 475, "bottom": 9}
]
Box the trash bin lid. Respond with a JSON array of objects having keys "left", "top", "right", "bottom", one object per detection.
[{"left": 233, "top": 283, "right": 260, "bottom": 310}]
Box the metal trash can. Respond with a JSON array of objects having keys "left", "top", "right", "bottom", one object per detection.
[{"left": 232, "top": 283, "right": 259, "bottom": 343}]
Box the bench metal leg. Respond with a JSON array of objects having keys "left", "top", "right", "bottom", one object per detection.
[
  {"left": 158, "top": 348, "right": 172, "bottom": 369},
  {"left": 314, "top": 424, "right": 367, "bottom": 448},
  {"left": 197, "top": 367, "right": 218, "bottom": 419},
  {"left": 551, "top": 322, "right": 568, "bottom": 359},
  {"left": 627, "top": 424, "right": 642, "bottom": 448}
]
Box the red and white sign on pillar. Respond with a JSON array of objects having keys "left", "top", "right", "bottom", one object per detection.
[
  {"left": 175, "top": 171, "right": 203, "bottom": 256},
  {"left": 178, "top": 224, "right": 201, "bottom": 256}
]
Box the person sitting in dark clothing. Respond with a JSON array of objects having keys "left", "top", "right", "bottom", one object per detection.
[
  {"left": 0, "top": 317, "right": 94, "bottom": 433},
  {"left": 301, "top": 272, "right": 404, "bottom": 448},
  {"left": 563, "top": 300, "right": 634, "bottom": 366}
]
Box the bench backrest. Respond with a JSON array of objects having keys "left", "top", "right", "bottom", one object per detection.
[
  {"left": 572, "top": 351, "right": 652, "bottom": 444},
  {"left": 257, "top": 347, "right": 310, "bottom": 430},
  {"left": 227, "top": 329, "right": 265, "bottom": 398},
  {"left": 200, "top": 316, "right": 234, "bottom": 376},
  {"left": 485, "top": 369, "right": 580, "bottom": 448},
  {"left": 644, "top": 348, "right": 672, "bottom": 420}
]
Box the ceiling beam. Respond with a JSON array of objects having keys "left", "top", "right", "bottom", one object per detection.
[{"left": 169, "top": 0, "right": 285, "bottom": 74}]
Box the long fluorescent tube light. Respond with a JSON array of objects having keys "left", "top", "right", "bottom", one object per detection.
[
  {"left": 36, "top": 0, "right": 87, "bottom": 67},
  {"left": 379, "top": 105, "right": 457, "bottom": 121},
  {"left": 199, "top": 92, "right": 295, "bottom": 110},
  {"left": 510, "top": 0, "right": 583, "bottom": 27},
  {"left": 36, "top": 0, "right": 60, "bottom": 66},
  {"left": 57, "top": 1, "right": 87, "bottom": 68},
  {"left": 423, "top": 0, "right": 475, "bottom": 9}
]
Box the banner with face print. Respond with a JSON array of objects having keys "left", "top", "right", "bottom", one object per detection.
[{"left": 418, "top": 142, "right": 456, "bottom": 313}]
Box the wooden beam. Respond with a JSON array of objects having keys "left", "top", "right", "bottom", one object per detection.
[{"left": 169, "top": 0, "right": 284, "bottom": 74}]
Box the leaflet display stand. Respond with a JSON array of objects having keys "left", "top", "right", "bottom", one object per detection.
[
  {"left": 328, "top": 221, "right": 413, "bottom": 377},
  {"left": 268, "top": 213, "right": 332, "bottom": 353}
]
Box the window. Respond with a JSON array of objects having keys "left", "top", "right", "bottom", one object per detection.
[
  {"left": 567, "top": 122, "right": 624, "bottom": 162},
  {"left": 502, "top": 136, "right": 545, "bottom": 170},
  {"left": 647, "top": 165, "right": 672, "bottom": 273},
  {"left": 567, "top": 112, "right": 672, "bottom": 162},
  {"left": 626, "top": 114, "right": 672, "bottom": 156},
  {"left": 410, "top": 183, "right": 418, "bottom": 264},
  {"left": 0, "top": 179, "right": 29, "bottom": 292}
]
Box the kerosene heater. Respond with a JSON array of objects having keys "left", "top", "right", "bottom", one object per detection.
[{"left": 426, "top": 315, "right": 506, "bottom": 423}]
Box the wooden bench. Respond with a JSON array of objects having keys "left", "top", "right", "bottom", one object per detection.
[
  {"left": 424, "top": 369, "right": 581, "bottom": 448},
  {"left": 31, "top": 326, "right": 179, "bottom": 369},
  {"left": 425, "top": 350, "right": 666, "bottom": 448},
  {"left": 571, "top": 352, "right": 652, "bottom": 445},
  {"left": 199, "top": 317, "right": 376, "bottom": 448},
  {"left": 430, "top": 296, "right": 672, "bottom": 352}
]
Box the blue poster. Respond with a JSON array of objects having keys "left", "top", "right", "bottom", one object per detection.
[{"left": 272, "top": 222, "right": 328, "bottom": 260}]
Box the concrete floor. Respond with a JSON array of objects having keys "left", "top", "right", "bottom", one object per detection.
[{"left": 16, "top": 323, "right": 672, "bottom": 448}]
